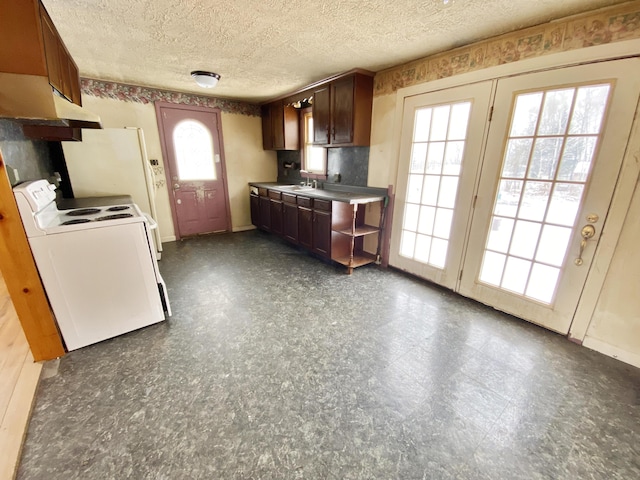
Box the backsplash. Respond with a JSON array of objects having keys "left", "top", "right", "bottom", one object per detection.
[
  {"left": 277, "top": 147, "right": 369, "bottom": 187},
  {"left": 0, "top": 120, "right": 55, "bottom": 185}
]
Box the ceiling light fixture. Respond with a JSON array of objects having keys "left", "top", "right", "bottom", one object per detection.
[{"left": 191, "top": 71, "right": 221, "bottom": 88}]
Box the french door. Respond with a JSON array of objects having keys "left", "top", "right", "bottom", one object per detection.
[
  {"left": 389, "top": 82, "right": 494, "bottom": 289},
  {"left": 391, "top": 59, "right": 640, "bottom": 334}
]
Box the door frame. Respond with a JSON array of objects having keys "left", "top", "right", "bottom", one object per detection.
[
  {"left": 385, "top": 39, "right": 640, "bottom": 343},
  {"left": 154, "top": 101, "right": 232, "bottom": 240}
]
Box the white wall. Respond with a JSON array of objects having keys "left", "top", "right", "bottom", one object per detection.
[{"left": 81, "top": 95, "right": 277, "bottom": 240}]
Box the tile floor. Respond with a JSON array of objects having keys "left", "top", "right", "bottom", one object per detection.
[{"left": 18, "top": 231, "right": 640, "bottom": 479}]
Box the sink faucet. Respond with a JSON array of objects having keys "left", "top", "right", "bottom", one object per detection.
[{"left": 313, "top": 180, "right": 317, "bottom": 189}]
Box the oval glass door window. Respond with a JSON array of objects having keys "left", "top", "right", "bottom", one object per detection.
[{"left": 172, "top": 119, "right": 217, "bottom": 181}]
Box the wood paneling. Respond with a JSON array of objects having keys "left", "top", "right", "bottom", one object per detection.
[
  {"left": 0, "top": 272, "right": 43, "bottom": 480},
  {"left": 0, "top": 151, "right": 65, "bottom": 361}
]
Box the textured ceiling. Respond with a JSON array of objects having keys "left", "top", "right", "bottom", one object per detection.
[{"left": 42, "top": 0, "right": 629, "bottom": 102}]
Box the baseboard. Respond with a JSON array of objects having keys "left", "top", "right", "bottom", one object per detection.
[
  {"left": 161, "top": 235, "right": 177, "bottom": 243},
  {"left": 582, "top": 336, "right": 640, "bottom": 369},
  {"left": 232, "top": 225, "right": 257, "bottom": 233}
]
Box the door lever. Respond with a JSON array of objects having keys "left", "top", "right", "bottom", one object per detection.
[{"left": 574, "top": 225, "right": 596, "bottom": 266}]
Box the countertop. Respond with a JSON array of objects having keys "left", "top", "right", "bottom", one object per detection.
[{"left": 249, "top": 182, "right": 387, "bottom": 205}]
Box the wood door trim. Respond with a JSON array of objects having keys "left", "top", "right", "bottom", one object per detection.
[
  {"left": 154, "top": 101, "right": 232, "bottom": 239},
  {"left": 0, "top": 151, "right": 65, "bottom": 361}
]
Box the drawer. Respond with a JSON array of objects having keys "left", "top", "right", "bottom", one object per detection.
[
  {"left": 258, "top": 187, "right": 268, "bottom": 197},
  {"left": 268, "top": 190, "right": 281, "bottom": 200},
  {"left": 282, "top": 192, "right": 297, "bottom": 204},
  {"left": 297, "top": 196, "right": 313, "bottom": 208},
  {"left": 313, "top": 199, "right": 332, "bottom": 212}
]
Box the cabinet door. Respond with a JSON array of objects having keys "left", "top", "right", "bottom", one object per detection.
[
  {"left": 313, "top": 210, "right": 332, "bottom": 258},
  {"left": 332, "top": 76, "right": 355, "bottom": 145},
  {"left": 259, "top": 196, "right": 271, "bottom": 231},
  {"left": 40, "top": 9, "right": 63, "bottom": 94},
  {"left": 271, "top": 103, "right": 285, "bottom": 149},
  {"left": 261, "top": 105, "right": 273, "bottom": 150},
  {"left": 250, "top": 194, "right": 260, "bottom": 227},
  {"left": 283, "top": 202, "right": 298, "bottom": 243},
  {"left": 270, "top": 199, "right": 283, "bottom": 235},
  {"left": 298, "top": 207, "right": 313, "bottom": 249},
  {"left": 68, "top": 59, "right": 82, "bottom": 105},
  {"left": 313, "top": 86, "right": 331, "bottom": 145}
]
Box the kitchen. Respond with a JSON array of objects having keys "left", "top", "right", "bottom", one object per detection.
[{"left": 2, "top": 0, "right": 640, "bottom": 478}]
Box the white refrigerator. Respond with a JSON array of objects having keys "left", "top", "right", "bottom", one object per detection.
[{"left": 62, "top": 127, "right": 163, "bottom": 253}]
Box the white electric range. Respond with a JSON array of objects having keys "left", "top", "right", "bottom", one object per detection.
[{"left": 13, "top": 179, "right": 171, "bottom": 351}]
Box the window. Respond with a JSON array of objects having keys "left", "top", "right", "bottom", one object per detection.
[
  {"left": 301, "top": 108, "right": 327, "bottom": 177},
  {"left": 172, "top": 119, "right": 216, "bottom": 181}
]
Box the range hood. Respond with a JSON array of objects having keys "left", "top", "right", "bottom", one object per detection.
[{"left": 0, "top": 73, "right": 101, "bottom": 129}]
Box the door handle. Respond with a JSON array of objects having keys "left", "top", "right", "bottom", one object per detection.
[
  {"left": 574, "top": 224, "right": 596, "bottom": 266},
  {"left": 173, "top": 183, "right": 180, "bottom": 190}
]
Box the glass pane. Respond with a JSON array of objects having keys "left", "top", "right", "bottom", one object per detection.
[
  {"left": 503, "top": 139, "right": 533, "bottom": 178},
  {"left": 421, "top": 176, "right": 440, "bottom": 206},
  {"left": 437, "top": 176, "right": 459, "bottom": 209},
  {"left": 546, "top": 184, "right": 584, "bottom": 226},
  {"left": 569, "top": 85, "right": 610, "bottom": 135},
  {"left": 426, "top": 142, "right": 445, "bottom": 174},
  {"left": 518, "top": 181, "right": 551, "bottom": 222},
  {"left": 414, "top": 234, "right": 432, "bottom": 264},
  {"left": 486, "top": 217, "right": 514, "bottom": 254},
  {"left": 495, "top": 180, "right": 523, "bottom": 218},
  {"left": 538, "top": 89, "right": 574, "bottom": 135},
  {"left": 536, "top": 225, "right": 572, "bottom": 267},
  {"left": 173, "top": 120, "right": 216, "bottom": 181},
  {"left": 417, "top": 206, "right": 436, "bottom": 235},
  {"left": 510, "top": 92, "right": 543, "bottom": 137},
  {"left": 502, "top": 257, "right": 532, "bottom": 295},
  {"left": 448, "top": 102, "right": 471, "bottom": 140},
  {"left": 557, "top": 136, "right": 597, "bottom": 182},
  {"left": 430, "top": 106, "right": 450, "bottom": 141},
  {"left": 414, "top": 108, "right": 432, "bottom": 142},
  {"left": 410, "top": 143, "right": 428, "bottom": 173},
  {"left": 433, "top": 208, "right": 453, "bottom": 239},
  {"left": 526, "top": 264, "right": 560, "bottom": 303},
  {"left": 406, "top": 175, "right": 423, "bottom": 204},
  {"left": 403, "top": 203, "right": 420, "bottom": 231},
  {"left": 429, "top": 237, "right": 448, "bottom": 268},
  {"left": 443, "top": 141, "right": 465, "bottom": 175},
  {"left": 528, "top": 137, "right": 563, "bottom": 180},
  {"left": 480, "top": 251, "right": 506, "bottom": 286},
  {"left": 400, "top": 231, "right": 416, "bottom": 258},
  {"left": 509, "top": 220, "right": 541, "bottom": 260}
]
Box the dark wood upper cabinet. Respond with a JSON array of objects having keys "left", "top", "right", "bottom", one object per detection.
[
  {"left": 261, "top": 101, "right": 299, "bottom": 151},
  {"left": 312, "top": 72, "right": 373, "bottom": 147},
  {"left": 312, "top": 85, "right": 331, "bottom": 145}
]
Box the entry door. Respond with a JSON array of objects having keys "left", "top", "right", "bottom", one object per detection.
[
  {"left": 389, "top": 82, "right": 493, "bottom": 288},
  {"left": 156, "top": 103, "right": 231, "bottom": 238},
  {"left": 459, "top": 59, "right": 640, "bottom": 334}
]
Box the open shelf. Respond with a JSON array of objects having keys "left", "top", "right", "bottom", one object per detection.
[
  {"left": 332, "top": 252, "right": 377, "bottom": 268},
  {"left": 333, "top": 224, "right": 380, "bottom": 237}
]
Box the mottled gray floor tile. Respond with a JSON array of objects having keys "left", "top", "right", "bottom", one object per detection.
[{"left": 17, "top": 232, "right": 640, "bottom": 480}]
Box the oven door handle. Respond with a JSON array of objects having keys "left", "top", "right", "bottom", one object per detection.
[{"left": 143, "top": 213, "right": 158, "bottom": 230}]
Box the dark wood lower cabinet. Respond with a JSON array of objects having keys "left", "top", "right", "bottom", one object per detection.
[
  {"left": 298, "top": 206, "right": 313, "bottom": 249},
  {"left": 250, "top": 194, "right": 259, "bottom": 227},
  {"left": 312, "top": 210, "right": 332, "bottom": 258},
  {"left": 283, "top": 202, "right": 298, "bottom": 243},
  {"left": 258, "top": 196, "right": 270, "bottom": 231},
  {"left": 270, "top": 199, "right": 283, "bottom": 235},
  {"left": 250, "top": 186, "right": 386, "bottom": 274}
]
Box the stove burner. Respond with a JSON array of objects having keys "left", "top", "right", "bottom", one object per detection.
[
  {"left": 107, "top": 205, "right": 131, "bottom": 212},
  {"left": 66, "top": 208, "right": 101, "bottom": 216},
  {"left": 95, "top": 213, "right": 134, "bottom": 221},
  {"left": 61, "top": 218, "right": 92, "bottom": 226}
]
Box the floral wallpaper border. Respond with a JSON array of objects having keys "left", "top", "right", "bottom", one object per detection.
[
  {"left": 80, "top": 78, "right": 261, "bottom": 117},
  {"left": 374, "top": 1, "right": 640, "bottom": 96}
]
